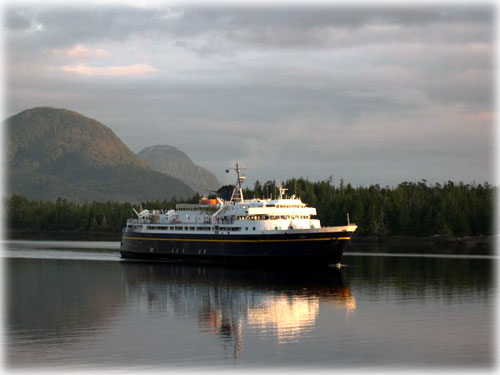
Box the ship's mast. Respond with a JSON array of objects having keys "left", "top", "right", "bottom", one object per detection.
[
  {"left": 227, "top": 163, "right": 246, "bottom": 202},
  {"left": 276, "top": 181, "right": 288, "bottom": 200}
]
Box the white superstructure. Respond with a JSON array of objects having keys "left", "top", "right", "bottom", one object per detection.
[{"left": 125, "top": 163, "right": 356, "bottom": 236}]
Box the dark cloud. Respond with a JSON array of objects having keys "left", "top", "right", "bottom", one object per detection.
[
  {"left": 168, "top": 5, "right": 493, "bottom": 32},
  {"left": 5, "top": 8, "right": 32, "bottom": 30},
  {"left": 5, "top": 4, "right": 493, "bottom": 50}
]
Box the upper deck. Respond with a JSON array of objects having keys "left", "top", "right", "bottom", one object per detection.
[{"left": 124, "top": 163, "right": 354, "bottom": 235}]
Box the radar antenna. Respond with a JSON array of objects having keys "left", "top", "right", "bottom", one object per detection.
[
  {"left": 225, "top": 163, "right": 247, "bottom": 202},
  {"left": 275, "top": 181, "right": 288, "bottom": 200}
]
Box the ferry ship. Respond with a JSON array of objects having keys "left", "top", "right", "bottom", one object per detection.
[{"left": 120, "top": 164, "right": 357, "bottom": 265}]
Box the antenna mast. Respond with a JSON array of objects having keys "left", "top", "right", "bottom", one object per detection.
[
  {"left": 226, "top": 163, "right": 246, "bottom": 202},
  {"left": 276, "top": 181, "right": 288, "bottom": 200}
]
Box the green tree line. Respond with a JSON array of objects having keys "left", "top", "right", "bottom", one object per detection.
[
  {"left": 245, "top": 178, "right": 495, "bottom": 236},
  {"left": 6, "top": 195, "right": 201, "bottom": 233},
  {"left": 6, "top": 179, "right": 496, "bottom": 236}
]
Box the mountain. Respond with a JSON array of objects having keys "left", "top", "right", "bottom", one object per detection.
[
  {"left": 137, "top": 145, "right": 221, "bottom": 194},
  {"left": 5, "top": 107, "right": 195, "bottom": 202}
]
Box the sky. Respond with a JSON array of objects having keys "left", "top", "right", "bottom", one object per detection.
[{"left": 3, "top": 1, "right": 496, "bottom": 187}]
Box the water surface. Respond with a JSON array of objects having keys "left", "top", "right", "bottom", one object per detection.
[{"left": 4, "top": 240, "right": 495, "bottom": 369}]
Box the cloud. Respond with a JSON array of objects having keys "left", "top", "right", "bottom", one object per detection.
[
  {"left": 5, "top": 4, "right": 492, "bottom": 52},
  {"left": 51, "top": 44, "right": 108, "bottom": 58},
  {"left": 61, "top": 63, "right": 157, "bottom": 76},
  {"left": 4, "top": 3, "right": 494, "bottom": 185},
  {"left": 5, "top": 8, "right": 32, "bottom": 30},
  {"left": 161, "top": 9, "right": 183, "bottom": 20}
]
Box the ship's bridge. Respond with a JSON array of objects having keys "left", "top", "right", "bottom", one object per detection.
[
  {"left": 264, "top": 199, "right": 307, "bottom": 208},
  {"left": 232, "top": 198, "right": 316, "bottom": 217}
]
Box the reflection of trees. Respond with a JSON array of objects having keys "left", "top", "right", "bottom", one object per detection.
[
  {"left": 122, "top": 263, "right": 354, "bottom": 358},
  {"left": 343, "top": 254, "right": 493, "bottom": 301},
  {"left": 7, "top": 258, "right": 123, "bottom": 353}
]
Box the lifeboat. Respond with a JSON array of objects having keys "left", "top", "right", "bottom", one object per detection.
[{"left": 199, "top": 198, "right": 218, "bottom": 206}]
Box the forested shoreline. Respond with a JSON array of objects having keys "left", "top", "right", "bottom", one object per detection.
[{"left": 5, "top": 178, "right": 496, "bottom": 238}]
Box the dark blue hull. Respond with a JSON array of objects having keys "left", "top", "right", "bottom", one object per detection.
[{"left": 120, "top": 230, "right": 354, "bottom": 265}]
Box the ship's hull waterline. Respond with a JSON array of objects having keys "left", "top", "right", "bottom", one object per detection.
[{"left": 120, "top": 230, "right": 354, "bottom": 265}]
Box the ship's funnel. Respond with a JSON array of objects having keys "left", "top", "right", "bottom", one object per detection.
[{"left": 216, "top": 185, "right": 235, "bottom": 201}]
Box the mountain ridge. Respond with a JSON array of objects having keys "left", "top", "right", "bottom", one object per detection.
[
  {"left": 5, "top": 107, "right": 196, "bottom": 202},
  {"left": 137, "top": 144, "right": 221, "bottom": 194}
]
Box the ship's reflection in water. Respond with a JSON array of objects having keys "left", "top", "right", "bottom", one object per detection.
[
  {"left": 7, "top": 248, "right": 492, "bottom": 368},
  {"left": 246, "top": 284, "right": 355, "bottom": 344},
  {"left": 122, "top": 263, "right": 354, "bottom": 358}
]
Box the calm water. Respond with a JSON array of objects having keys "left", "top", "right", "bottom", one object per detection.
[{"left": 4, "top": 240, "right": 496, "bottom": 370}]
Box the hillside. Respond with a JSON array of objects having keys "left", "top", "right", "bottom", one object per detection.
[
  {"left": 137, "top": 145, "right": 221, "bottom": 194},
  {"left": 5, "top": 107, "right": 195, "bottom": 202}
]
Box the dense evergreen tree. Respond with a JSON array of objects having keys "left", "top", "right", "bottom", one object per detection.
[{"left": 5, "top": 179, "right": 496, "bottom": 236}]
